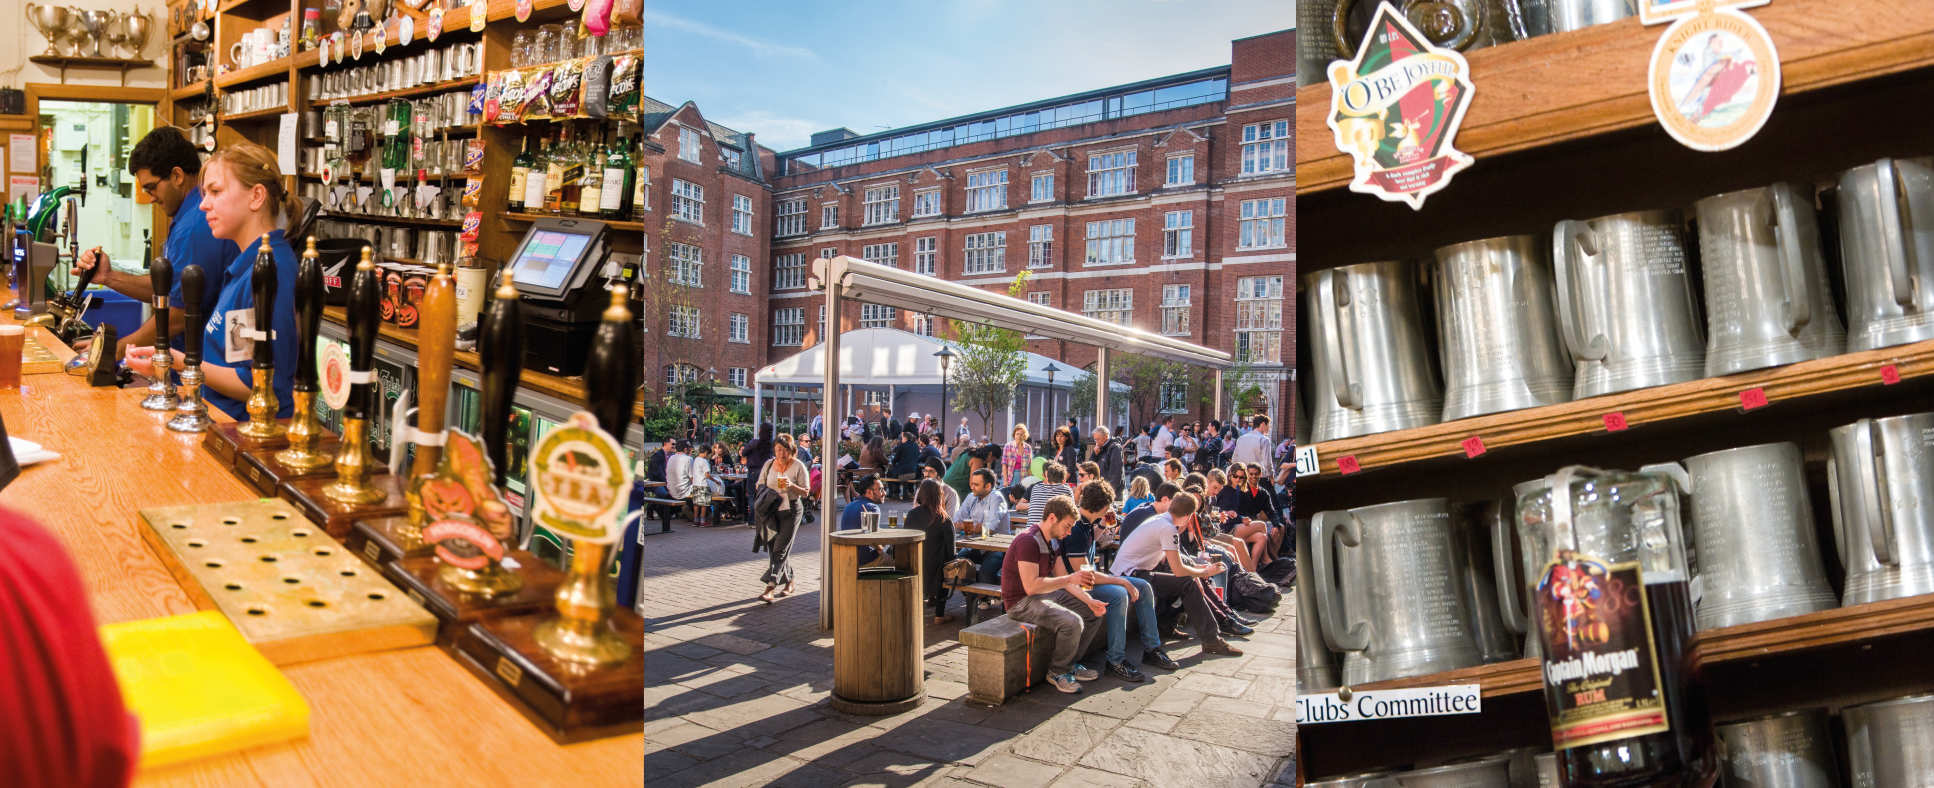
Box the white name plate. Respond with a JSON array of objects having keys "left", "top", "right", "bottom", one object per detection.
[{"left": 1296, "top": 684, "right": 1482, "bottom": 725}]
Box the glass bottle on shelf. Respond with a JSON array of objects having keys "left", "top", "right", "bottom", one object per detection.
[
  {"left": 578, "top": 128, "right": 604, "bottom": 219},
  {"left": 522, "top": 130, "right": 552, "bottom": 215},
  {"left": 601, "top": 127, "right": 632, "bottom": 220},
  {"left": 507, "top": 133, "right": 533, "bottom": 212},
  {"left": 542, "top": 127, "right": 567, "bottom": 214},
  {"left": 559, "top": 127, "right": 584, "bottom": 215},
  {"left": 632, "top": 136, "right": 647, "bottom": 220}
]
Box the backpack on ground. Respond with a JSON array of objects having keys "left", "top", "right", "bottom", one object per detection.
[
  {"left": 1258, "top": 556, "right": 1296, "bottom": 587},
  {"left": 1227, "top": 568, "right": 1281, "bottom": 614}
]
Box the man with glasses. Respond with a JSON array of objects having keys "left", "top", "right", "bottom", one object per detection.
[{"left": 71, "top": 126, "right": 238, "bottom": 358}]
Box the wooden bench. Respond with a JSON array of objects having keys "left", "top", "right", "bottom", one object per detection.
[
  {"left": 640, "top": 497, "right": 684, "bottom": 533},
  {"left": 958, "top": 582, "right": 1003, "bottom": 626},
  {"left": 960, "top": 614, "right": 1057, "bottom": 706}
]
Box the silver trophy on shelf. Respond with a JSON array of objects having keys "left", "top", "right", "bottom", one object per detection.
[
  {"left": 110, "top": 11, "right": 152, "bottom": 59},
  {"left": 26, "top": 3, "right": 74, "bottom": 56}
]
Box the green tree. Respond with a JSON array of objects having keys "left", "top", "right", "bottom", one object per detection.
[
  {"left": 1111, "top": 352, "right": 1190, "bottom": 431},
  {"left": 1067, "top": 367, "right": 1129, "bottom": 430},
  {"left": 948, "top": 271, "right": 1033, "bottom": 435}
]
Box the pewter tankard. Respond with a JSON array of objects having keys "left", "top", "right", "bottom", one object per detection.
[
  {"left": 1717, "top": 709, "right": 1839, "bottom": 788},
  {"left": 1305, "top": 261, "right": 1443, "bottom": 443},
  {"left": 1673, "top": 442, "right": 1836, "bottom": 629},
  {"left": 1531, "top": 753, "right": 1559, "bottom": 788},
  {"left": 1297, "top": 519, "right": 1341, "bottom": 693},
  {"left": 1836, "top": 157, "right": 1934, "bottom": 352},
  {"left": 1534, "top": 0, "right": 1635, "bottom": 34},
  {"left": 1432, "top": 235, "right": 1573, "bottom": 422},
  {"left": 1843, "top": 693, "right": 1934, "bottom": 788},
  {"left": 1694, "top": 183, "right": 1845, "bottom": 376},
  {"left": 1455, "top": 502, "right": 1519, "bottom": 663},
  {"left": 1311, "top": 498, "right": 1483, "bottom": 685},
  {"left": 1394, "top": 756, "right": 1512, "bottom": 787},
  {"left": 1493, "top": 477, "right": 1552, "bottom": 659},
  {"left": 1552, "top": 210, "right": 1706, "bottom": 398},
  {"left": 1828, "top": 411, "right": 1934, "bottom": 605}
]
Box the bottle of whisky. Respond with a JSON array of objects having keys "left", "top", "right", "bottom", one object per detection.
[
  {"left": 507, "top": 134, "right": 533, "bottom": 212},
  {"left": 631, "top": 135, "right": 647, "bottom": 220},
  {"left": 578, "top": 128, "right": 605, "bottom": 218},
  {"left": 521, "top": 131, "right": 551, "bottom": 213},
  {"left": 544, "top": 127, "right": 569, "bottom": 214},
  {"left": 601, "top": 126, "right": 632, "bottom": 220},
  {"left": 559, "top": 127, "right": 585, "bottom": 216}
]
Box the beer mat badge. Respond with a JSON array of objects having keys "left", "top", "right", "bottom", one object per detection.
[
  {"left": 1326, "top": 1, "right": 1476, "bottom": 210},
  {"left": 319, "top": 343, "right": 352, "bottom": 410},
  {"left": 1647, "top": 6, "right": 1780, "bottom": 152},
  {"left": 427, "top": 7, "right": 443, "bottom": 41},
  {"left": 530, "top": 411, "right": 632, "bottom": 544},
  {"left": 416, "top": 430, "right": 516, "bottom": 570},
  {"left": 1535, "top": 553, "right": 1670, "bottom": 750}
]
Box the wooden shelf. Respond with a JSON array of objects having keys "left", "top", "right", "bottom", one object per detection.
[
  {"left": 319, "top": 211, "right": 463, "bottom": 229},
  {"left": 502, "top": 212, "right": 644, "bottom": 232},
  {"left": 29, "top": 55, "right": 154, "bottom": 70},
  {"left": 1295, "top": 0, "right": 1934, "bottom": 194},
  {"left": 321, "top": 305, "right": 645, "bottom": 421},
  {"left": 302, "top": 0, "right": 577, "bottom": 72},
  {"left": 1302, "top": 338, "right": 1934, "bottom": 480},
  {"left": 216, "top": 56, "right": 292, "bottom": 89},
  {"left": 170, "top": 80, "right": 212, "bottom": 101},
  {"left": 325, "top": 75, "right": 482, "bottom": 107},
  {"left": 221, "top": 106, "right": 289, "bottom": 123}
]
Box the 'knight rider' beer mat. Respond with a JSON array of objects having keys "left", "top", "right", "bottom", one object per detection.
[{"left": 1325, "top": 1, "right": 1476, "bottom": 210}]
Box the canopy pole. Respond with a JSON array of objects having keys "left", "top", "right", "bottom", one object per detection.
[
  {"left": 1212, "top": 370, "right": 1224, "bottom": 424},
  {"left": 819, "top": 283, "right": 844, "bottom": 631},
  {"left": 1094, "top": 348, "right": 1109, "bottom": 440},
  {"left": 753, "top": 383, "right": 763, "bottom": 430}
]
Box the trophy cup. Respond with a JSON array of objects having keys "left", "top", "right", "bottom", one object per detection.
[
  {"left": 25, "top": 4, "right": 72, "bottom": 57},
  {"left": 79, "top": 10, "right": 116, "bottom": 58},
  {"left": 455, "top": 286, "right": 642, "bottom": 743},
  {"left": 168, "top": 265, "right": 214, "bottom": 433},
  {"left": 117, "top": 11, "right": 152, "bottom": 59},
  {"left": 138, "top": 257, "right": 178, "bottom": 411},
  {"left": 237, "top": 237, "right": 339, "bottom": 495},
  {"left": 203, "top": 237, "right": 288, "bottom": 467},
  {"left": 280, "top": 249, "right": 406, "bottom": 538},
  {"left": 379, "top": 274, "right": 564, "bottom": 643}
]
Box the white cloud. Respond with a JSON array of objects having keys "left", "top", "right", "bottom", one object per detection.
[
  {"left": 710, "top": 109, "right": 828, "bottom": 151},
  {"left": 643, "top": 9, "right": 820, "bottom": 60}
]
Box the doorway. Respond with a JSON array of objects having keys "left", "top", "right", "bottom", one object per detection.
[{"left": 38, "top": 100, "right": 158, "bottom": 274}]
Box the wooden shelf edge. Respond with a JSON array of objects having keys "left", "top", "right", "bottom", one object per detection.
[
  {"left": 1305, "top": 338, "right": 1934, "bottom": 478},
  {"left": 221, "top": 106, "right": 289, "bottom": 123},
  {"left": 329, "top": 75, "right": 481, "bottom": 107},
  {"left": 170, "top": 80, "right": 212, "bottom": 100},
  {"left": 1296, "top": 0, "right": 1934, "bottom": 195},
  {"left": 502, "top": 212, "right": 645, "bottom": 232},
  {"left": 215, "top": 56, "right": 293, "bottom": 89},
  {"left": 1341, "top": 657, "right": 1542, "bottom": 699},
  {"left": 28, "top": 55, "right": 156, "bottom": 70}
]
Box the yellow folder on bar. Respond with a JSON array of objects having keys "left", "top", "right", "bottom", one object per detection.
[{"left": 100, "top": 610, "right": 311, "bottom": 769}]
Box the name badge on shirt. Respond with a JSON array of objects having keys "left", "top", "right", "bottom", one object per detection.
[{"left": 224, "top": 308, "right": 254, "bottom": 364}]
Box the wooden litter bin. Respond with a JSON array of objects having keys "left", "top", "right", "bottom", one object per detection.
[{"left": 828, "top": 527, "right": 926, "bottom": 715}]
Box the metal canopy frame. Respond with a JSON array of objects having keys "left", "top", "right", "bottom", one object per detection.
[{"left": 809, "top": 255, "right": 1233, "bottom": 629}]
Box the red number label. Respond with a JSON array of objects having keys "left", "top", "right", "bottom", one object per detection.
[
  {"left": 1882, "top": 365, "right": 1902, "bottom": 385},
  {"left": 1462, "top": 436, "right": 1486, "bottom": 458},
  {"left": 1739, "top": 388, "right": 1769, "bottom": 411},
  {"left": 1337, "top": 455, "right": 1361, "bottom": 475},
  {"left": 1603, "top": 412, "right": 1629, "bottom": 432}
]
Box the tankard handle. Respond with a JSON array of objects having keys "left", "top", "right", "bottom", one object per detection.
[
  {"left": 1880, "top": 158, "right": 1921, "bottom": 309},
  {"left": 1551, "top": 220, "right": 1608, "bottom": 363},
  {"left": 1855, "top": 419, "right": 1898, "bottom": 567},
  {"left": 1769, "top": 183, "right": 1813, "bottom": 334},
  {"left": 1320, "top": 269, "right": 1363, "bottom": 409},
  {"left": 1490, "top": 502, "right": 1526, "bottom": 636},
  {"left": 1311, "top": 511, "right": 1371, "bottom": 653}
]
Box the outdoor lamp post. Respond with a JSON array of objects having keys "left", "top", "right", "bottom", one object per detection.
[
  {"left": 935, "top": 346, "right": 954, "bottom": 444},
  {"left": 1043, "top": 362, "right": 1059, "bottom": 432}
]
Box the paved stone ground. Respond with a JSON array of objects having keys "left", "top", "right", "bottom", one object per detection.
[{"left": 639, "top": 501, "right": 1301, "bottom": 787}]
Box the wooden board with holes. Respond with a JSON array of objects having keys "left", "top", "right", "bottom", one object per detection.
[
  {"left": 22, "top": 334, "right": 62, "bottom": 375},
  {"left": 137, "top": 498, "right": 437, "bottom": 665}
]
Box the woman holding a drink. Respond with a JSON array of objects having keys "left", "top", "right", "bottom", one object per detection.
[{"left": 756, "top": 434, "right": 811, "bottom": 603}]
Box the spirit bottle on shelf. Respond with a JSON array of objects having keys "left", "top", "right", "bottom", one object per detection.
[
  {"left": 559, "top": 127, "right": 585, "bottom": 216},
  {"left": 631, "top": 135, "right": 647, "bottom": 220},
  {"left": 601, "top": 127, "right": 633, "bottom": 220},
  {"left": 521, "top": 131, "right": 551, "bottom": 215},
  {"left": 578, "top": 129, "right": 604, "bottom": 219},
  {"left": 543, "top": 127, "right": 569, "bottom": 215},
  {"left": 507, "top": 134, "right": 533, "bottom": 212}
]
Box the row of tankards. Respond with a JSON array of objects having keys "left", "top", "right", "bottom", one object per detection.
[
  {"left": 1297, "top": 410, "right": 1934, "bottom": 691},
  {"left": 1303, "top": 156, "right": 1934, "bottom": 444}
]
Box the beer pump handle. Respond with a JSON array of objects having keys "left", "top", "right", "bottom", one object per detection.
[
  {"left": 148, "top": 257, "right": 172, "bottom": 348},
  {"left": 584, "top": 286, "right": 640, "bottom": 441},
  {"left": 250, "top": 237, "right": 277, "bottom": 367},
  {"left": 293, "top": 239, "right": 322, "bottom": 393},
  {"left": 69, "top": 245, "right": 102, "bottom": 302},
  {"left": 412, "top": 264, "right": 455, "bottom": 479},
  {"left": 180, "top": 266, "right": 206, "bottom": 367},
  {"left": 480, "top": 275, "right": 524, "bottom": 490},
  {"left": 346, "top": 254, "right": 379, "bottom": 422}
]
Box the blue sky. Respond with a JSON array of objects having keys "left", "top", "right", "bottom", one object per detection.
[{"left": 644, "top": 0, "right": 1295, "bottom": 152}]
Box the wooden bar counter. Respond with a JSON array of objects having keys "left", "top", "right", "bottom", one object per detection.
[{"left": 0, "top": 322, "right": 639, "bottom": 785}]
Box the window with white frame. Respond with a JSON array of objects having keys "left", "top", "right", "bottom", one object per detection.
[
  {"left": 729, "top": 254, "right": 751, "bottom": 293},
  {"left": 671, "top": 179, "right": 704, "bottom": 224},
  {"left": 729, "top": 367, "right": 747, "bottom": 387},
  {"left": 1163, "top": 211, "right": 1193, "bottom": 258},
  {"left": 862, "top": 242, "right": 899, "bottom": 268},
  {"left": 640, "top": 168, "right": 651, "bottom": 211},
  {"left": 1161, "top": 284, "right": 1191, "bottom": 336},
  {"left": 728, "top": 312, "right": 749, "bottom": 343},
  {"left": 1087, "top": 150, "right": 1137, "bottom": 198},
  {"left": 821, "top": 246, "right": 838, "bottom": 261},
  {"left": 1239, "top": 197, "right": 1288, "bottom": 249},
  {"left": 679, "top": 127, "right": 701, "bottom": 163},
  {"left": 1241, "top": 120, "right": 1290, "bottom": 175},
  {"left": 1028, "top": 225, "right": 1053, "bottom": 268},
  {"left": 914, "top": 237, "right": 937, "bottom": 275},
  {"left": 1083, "top": 288, "right": 1133, "bottom": 326},
  {"left": 1166, "top": 154, "right": 1194, "bottom": 186},
  {"left": 860, "top": 303, "right": 897, "bottom": 328},
  {"left": 912, "top": 188, "right": 940, "bottom": 217},
  {"left": 665, "top": 363, "right": 702, "bottom": 384},
  {"left": 1159, "top": 378, "right": 1189, "bottom": 413},
  {"left": 775, "top": 198, "right": 807, "bottom": 236},
  {"left": 818, "top": 305, "right": 826, "bottom": 331},
  {"left": 966, "top": 169, "right": 1007, "bottom": 212},
  {"left": 912, "top": 313, "right": 936, "bottom": 336},
  {"left": 821, "top": 203, "right": 838, "bottom": 229},
  {"left": 668, "top": 305, "right": 702, "bottom": 338},
  {"left": 863, "top": 184, "right": 899, "bottom": 225},
  {"left": 772, "top": 253, "right": 806, "bottom": 291},
  {"left": 1084, "top": 219, "right": 1135, "bottom": 266},
  {"left": 668, "top": 243, "right": 703, "bottom": 287},
  {"left": 964, "top": 232, "right": 1005, "bottom": 274},
  {"left": 719, "top": 145, "right": 742, "bottom": 169},
  {"left": 731, "top": 195, "right": 754, "bottom": 235},
  {"left": 1027, "top": 291, "right": 1051, "bottom": 307},
  {"left": 1236, "top": 275, "right": 1285, "bottom": 363},
  {"left": 773, "top": 307, "right": 805, "bottom": 346},
  {"left": 1030, "top": 172, "right": 1054, "bottom": 203}
]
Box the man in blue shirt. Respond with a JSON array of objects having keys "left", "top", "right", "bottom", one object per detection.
[
  {"left": 955, "top": 469, "right": 1011, "bottom": 588},
  {"left": 73, "top": 126, "right": 237, "bottom": 358},
  {"left": 842, "top": 475, "right": 886, "bottom": 563}
]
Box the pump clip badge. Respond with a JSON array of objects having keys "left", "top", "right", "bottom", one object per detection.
[
  {"left": 530, "top": 411, "right": 631, "bottom": 545},
  {"left": 1326, "top": 2, "right": 1476, "bottom": 210},
  {"left": 1643, "top": 0, "right": 1779, "bottom": 152}
]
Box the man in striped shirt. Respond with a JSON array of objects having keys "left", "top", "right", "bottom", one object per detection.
[{"left": 1026, "top": 462, "right": 1073, "bottom": 529}]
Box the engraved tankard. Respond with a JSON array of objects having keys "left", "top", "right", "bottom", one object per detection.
[
  {"left": 1716, "top": 709, "right": 1839, "bottom": 788},
  {"left": 1551, "top": 209, "right": 1706, "bottom": 398},
  {"left": 1834, "top": 157, "right": 1934, "bottom": 352},
  {"left": 1493, "top": 476, "right": 1552, "bottom": 660},
  {"left": 1693, "top": 183, "right": 1844, "bottom": 376},
  {"left": 1432, "top": 234, "right": 1573, "bottom": 422},
  {"left": 1828, "top": 411, "right": 1934, "bottom": 606},
  {"left": 1297, "top": 519, "right": 1342, "bottom": 693},
  {"left": 1311, "top": 497, "right": 1483, "bottom": 685},
  {"left": 1669, "top": 442, "right": 1836, "bottom": 630},
  {"left": 1843, "top": 693, "right": 1934, "bottom": 788},
  {"left": 1304, "top": 261, "right": 1443, "bottom": 443}
]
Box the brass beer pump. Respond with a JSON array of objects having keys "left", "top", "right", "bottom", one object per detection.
[
  {"left": 138, "top": 256, "right": 178, "bottom": 410},
  {"left": 324, "top": 249, "right": 385, "bottom": 505},
  {"left": 238, "top": 234, "right": 284, "bottom": 440},
  {"left": 273, "top": 238, "right": 332, "bottom": 473},
  {"left": 166, "top": 265, "right": 213, "bottom": 433}
]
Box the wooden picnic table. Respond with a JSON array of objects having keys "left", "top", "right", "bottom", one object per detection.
[{"left": 956, "top": 533, "right": 1016, "bottom": 553}]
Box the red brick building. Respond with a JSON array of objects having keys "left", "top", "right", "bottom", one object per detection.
[{"left": 765, "top": 30, "right": 1293, "bottom": 431}]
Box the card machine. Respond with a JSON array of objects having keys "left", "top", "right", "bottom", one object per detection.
[{"left": 504, "top": 217, "right": 612, "bottom": 377}]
